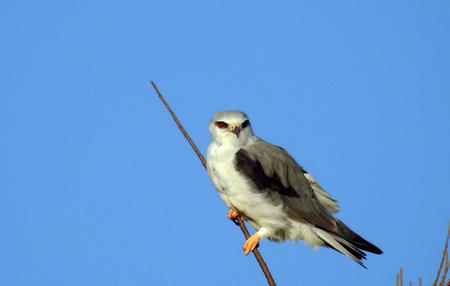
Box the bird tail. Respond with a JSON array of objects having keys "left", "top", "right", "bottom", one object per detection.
[{"left": 314, "top": 220, "right": 382, "bottom": 268}]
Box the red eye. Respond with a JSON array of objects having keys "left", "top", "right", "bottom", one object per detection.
[{"left": 216, "top": 121, "right": 228, "bottom": 129}]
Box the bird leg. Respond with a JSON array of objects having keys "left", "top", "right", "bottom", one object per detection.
[
  {"left": 227, "top": 209, "right": 240, "bottom": 220},
  {"left": 226, "top": 209, "right": 260, "bottom": 254},
  {"left": 243, "top": 233, "right": 260, "bottom": 255}
]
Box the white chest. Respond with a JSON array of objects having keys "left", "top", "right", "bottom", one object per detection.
[
  {"left": 206, "top": 141, "right": 289, "bottom": 233},
  {"left": 206, "top": 142, "right": 250, "bottom": 207},
  {"left": 207, "top": 143, "right": 241, "bottom": 191}
]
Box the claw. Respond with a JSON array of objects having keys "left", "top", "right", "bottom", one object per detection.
[
  {"left": 243, "top": 233, "right": 260, "bottom": 255},
  {"left": 227, "top": 209, "right": 240, "bottom": 220}
]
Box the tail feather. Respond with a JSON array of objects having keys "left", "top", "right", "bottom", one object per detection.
[
  {"left": 333, "top": 235, "right": 367, "bottom": 260},
  {"left": 314, "top": 221, "right": 383, "bottom": 268},
  {"left": 335, "top": 220, "right": 383, "bottom": 255},
  {"left": 314, "top": 228, "right": 367, "bottom": 268}
]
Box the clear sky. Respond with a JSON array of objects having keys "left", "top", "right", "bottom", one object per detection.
[{"left": 1, "top": 1, "right": 449, "bottom": 285}]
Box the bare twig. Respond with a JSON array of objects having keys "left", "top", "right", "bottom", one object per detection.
[
  {"left": 150, "top": 81, "right": 206, "bottom": 168},
  {"left": 434, "top": 223, "right": 450, "bottom": 286},
  {"left": 151, "top": 81, "right": 276, "bottom": 286},
  {"left": 400, "top": 267, "right": 403, "bottom": 286},
  {"left": 439, "top": 251, "right": 448, "bottom": 286}
]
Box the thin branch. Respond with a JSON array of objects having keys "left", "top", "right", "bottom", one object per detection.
[
  {"left": 150, "top": 81, "right": 206, "bottom": 168},
  {"left": 151, "top": 81, "right": 276, "bottom": 286},
  {"left": 439, "top": 251, "right": 448, "bottom": 286},
  {"left": 400, "top": 267, "right": 403, "bottom": 286},
  {"left": 434, "top": 223, "right": 450, "bottom": 286}
]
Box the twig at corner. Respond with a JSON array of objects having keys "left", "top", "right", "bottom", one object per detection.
[{"left": 433, "top": 223, "right": 450, "bottom": 286}]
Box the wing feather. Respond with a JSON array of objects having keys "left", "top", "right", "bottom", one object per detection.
[
  {"left": 235, "top": 141, "right": 338, "bottom": 232},
  {"left": 304, "top": 173, "right": 340, "bottom": 213}
]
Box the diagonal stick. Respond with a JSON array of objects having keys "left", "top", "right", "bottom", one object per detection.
[{"left": 150, "top": 81, "right": 276, "bottom": 286}]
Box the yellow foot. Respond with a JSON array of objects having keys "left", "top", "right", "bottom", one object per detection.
[
  {"left": 227, "top": 209, "right": 240, "bottom": 220},
  {"left": 243, "top": 233, "right": 260, "bottom": 255}
]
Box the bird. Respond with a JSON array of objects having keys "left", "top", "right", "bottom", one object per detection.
[{"left": 206, "top": 110, "right": 382, "bottom": 267}]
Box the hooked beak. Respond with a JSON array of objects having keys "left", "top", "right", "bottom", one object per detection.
[{"left": 231, "top": 125, "right": 242, "bottom": 137}]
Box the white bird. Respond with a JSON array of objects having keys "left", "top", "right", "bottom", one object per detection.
[{"left": 206, "top": 110, "right": 382, "bottom": 267}]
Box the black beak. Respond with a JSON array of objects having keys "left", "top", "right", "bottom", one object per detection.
[{"left": 232, "top": 126, "right": 242, "bottom": 137}]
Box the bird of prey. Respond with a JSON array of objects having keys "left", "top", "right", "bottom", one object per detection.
[{"left": 206, "top": 110, "right": 382, "bottom": 267}]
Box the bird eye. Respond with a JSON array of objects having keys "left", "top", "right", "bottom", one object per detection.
[
  {"left": 216, "top": 121, "right": 228, "bottom": 129},
  {"left": 241, "top": 120, "right": 250, "bottom": 128}
]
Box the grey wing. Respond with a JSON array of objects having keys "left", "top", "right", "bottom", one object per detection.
[
  {"left": 235, "top": 141, "right": 338, "bottom": 233},
  {"left": 303, "top": 171, "right": 340, "bottom": 213}
]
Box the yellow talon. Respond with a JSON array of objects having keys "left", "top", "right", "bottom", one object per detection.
[
  {"left": 227, "top": 209, "right": 240, "bottom": 220},
  {"left": 243, "top": 233, "right": 260, "bottom": 255}
]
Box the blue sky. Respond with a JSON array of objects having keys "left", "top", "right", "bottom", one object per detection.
[{"left": 1, "top": 1, "right": 449, "bottom": 285}]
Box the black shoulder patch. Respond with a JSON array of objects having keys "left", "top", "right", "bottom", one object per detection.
[{"left": 235, "top": 149, "right": 299, "bottom": 198}]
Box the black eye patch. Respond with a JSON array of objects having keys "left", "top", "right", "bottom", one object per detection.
[{"left": 241, "top": 120, "right": 250, "bottom": 128}]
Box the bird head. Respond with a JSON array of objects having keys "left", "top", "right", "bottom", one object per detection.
[{"left": 208, "top": 110, "right": 254, "bottom": 145}]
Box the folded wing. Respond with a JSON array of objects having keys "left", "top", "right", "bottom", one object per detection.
[{"left": 235, "top": 141, "right": 338, "bottom": 233}]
